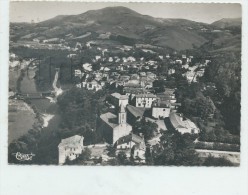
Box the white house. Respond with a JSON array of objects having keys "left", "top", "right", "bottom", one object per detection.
[
  {"left": 82, "top": 80, "right": 102, "bottom": 91},
  {"left": 74, "top": 69, "right": 82, "bottom": 78},
  {"left": 135, "top": 94, "right": 157, "bottom": 108},
  {"left": 116, "top": 133, "right": 146, "bottom": 163},
  {"left": 152, "top": 101, "right": 171, "bottom": 119},
  {"left": 58, "top": 135, "right": 84, "bottom": 165},
  {"left": 169, "top": 112, "right": 200, "bottom": 134}
]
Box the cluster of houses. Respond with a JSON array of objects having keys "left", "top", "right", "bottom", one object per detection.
[
  {"left": 58, "top": 88, "right": 200, "bottom": 165},
  {"left": 56, "top": 44, "right": 211, "bottom": 165}
]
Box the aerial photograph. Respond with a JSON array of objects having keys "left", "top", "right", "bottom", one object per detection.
[{"left": 8, "top": 2, "right": 241, "bottom": 166}]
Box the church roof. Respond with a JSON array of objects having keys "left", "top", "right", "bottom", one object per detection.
[
  {"left": 126, "top": 105, "right": 146, "bottom": 118},
  {"left": 100, "top": 112, "right": 118, "bottom": 128}
]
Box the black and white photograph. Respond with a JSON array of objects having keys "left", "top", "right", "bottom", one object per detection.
[{"left": 7, "top": 2, "right": 242, "bottom": 167}]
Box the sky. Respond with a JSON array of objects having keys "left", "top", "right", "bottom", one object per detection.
[{"left": 10, "top": 2, "right": 241, "bottom": 24}]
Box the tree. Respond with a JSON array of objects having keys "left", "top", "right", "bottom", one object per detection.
[
  {"left": 106, "top": 144, "right": 116, "bottom": 157},
  {"left": 152, "top": 131, "right": 200, "bottom": 166},
  {"left": 65, "top": 147, "right": 92, "bottom": 165},
  {"left": 133, "top": 118, "right": 158, "bottom": 140},
  {"left": 203, "top": 155, "right": 234, "bottom": 166}
]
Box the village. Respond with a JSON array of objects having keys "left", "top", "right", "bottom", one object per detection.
[
  {"left": 8, "top": 36, "right": 240, "bottom": 166},
  {"left": 55, "top": 41, "right": 228, "bottom": 165}
]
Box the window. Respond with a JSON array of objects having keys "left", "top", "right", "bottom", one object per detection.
[
  {"left": 191, "top": 129, "right": 195, "bottom": 134},
  {"left": 163, "top": 109, "right": 166, "bottom": 111}
]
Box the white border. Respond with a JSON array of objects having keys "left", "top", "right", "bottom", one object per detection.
[{"left": 1, "top": 1, "right": 248, "bottom": 195}]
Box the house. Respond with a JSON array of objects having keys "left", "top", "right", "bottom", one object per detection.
[
  {"left": 168, "top": 68, "right": 175, "bottom": 75},
  {"left": 127, "top": 56, "right": 136, "bottom": 62},
  {"left": 82, "top": 80, "right": 102, "bottom": 91},
  {"left": 123, "top": 87, "right": 147, "bottom": 101},
  {"left": 175, "top": 59, "right": 183, "bottom": 64},
  {"left": 156, "top": 88, "right": 177, "bottom": 104},
  {"left": 146, "top": 72, "right": 156, "bottom": 79},
  {"left": 58, "top": 135, "right": 84, "bottom": 165},
  {"left": 159, "top": 55, "right": 163, "bottom": 60},
  {"left": 108, "top": 57, "right": 113, "bottom": 62},
  {"left": 82, "top": 63, "right": 92, "bottom": 72},
  {"left": 135, "top": 94, "right": 157, "bottom": 108},
  {"left": 95, "top": 56, "right": 101, "bottom": 61},
  {"left": 74, "top": 69, "right": 82, "bottom": 78},
  {"left": 116, "top": 133, "right": 146, "bottom": 163},
  {"left": 169, "top": 112, "right": 200, "bottom": 134},
  {"left": 151, "top": 100, "right": 171, "bottom": 119},
  {"left": 98, "top": 103, "right": 132, "bottom": 144},
  {"left": 100, "top": 67, "right": 110, "bottom": 72},
  {"left": 110, "top": 93, "right": 129, "bottom": 108}
]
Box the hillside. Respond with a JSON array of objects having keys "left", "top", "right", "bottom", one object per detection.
[
  {"left": 211, "top": 18, "right": 241, "bottom": 29},
  {"left": 10, "top": 6, "right": 210, "bottom": 50}
]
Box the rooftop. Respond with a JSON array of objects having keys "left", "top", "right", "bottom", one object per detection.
[
  {"left": 111, "top": 92, "right": 129, "bottom": 100},
  {"left": 127, "top": 105, "right": 146, "bottom": 118},
  {"left": 136, "top": 94, "right": 157, "bottom": 98},
  {"left": 116, "top": 133, "right": 144, "bottom": 146},
  {"left": 100, "top": 112, "right": 118, "bottom": 128},
  {"left": 58, "top": 135, "right": 83, "bottom": 148},
  {"left": 169, "top": 112, "right": 198, "bottom": 130}
]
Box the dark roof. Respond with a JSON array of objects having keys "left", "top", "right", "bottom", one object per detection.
[
  {"left": 116, "top": 133, "right": 144, "bottom": 145},
  {"left": 100, "top": 112, "right": 118, "bottom": 128},
  {"left": 136, "top": 94, "right": 157, "bottom": 98},
  {"left": 126, "top": 105, "right": 146, "bottom": 118}
]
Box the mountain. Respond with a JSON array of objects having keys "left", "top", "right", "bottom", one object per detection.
[
  {"left": 10, "top": 6, "right": 241, "bottom": 51},
  {"left": 211, "top": 18, "right": 241, "bottom": 29}
]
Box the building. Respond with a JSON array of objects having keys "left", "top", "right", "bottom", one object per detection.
[
  {"left": 98, "top": 103, "right": 132, "bottom": 144},
  {"left": 82, "top": 80, "right": 102, "bottom": 91},
  {"left": 151, "top": 100, "right": 171, "bottom": 119},
  {"left": 58, "top": 135, "right": 84, "bottom": 165},
  {"left": 169, "top": 112, "right": 200, "bottom": 134},
  {"left": 74, "top": 69, "right": 82, "bottom": 78},
  {"left": 135, "top": 94, "right": 157, "bottom": 108},
  {"left": 156, "top": 88, "right": 177, "bottom": 104},
  {"left": 116, "top": 133, "right": 146, "bottom": 163},
  {"left": 110, "top": 93, "right": 129, "bottom": 108}
]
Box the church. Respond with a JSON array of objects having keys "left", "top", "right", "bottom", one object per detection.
[{"left": 98, "top": 103, "right": 132, "bottom": 144}]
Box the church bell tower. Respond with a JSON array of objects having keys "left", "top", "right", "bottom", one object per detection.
[{"left": 118, "top": 103, "right": 126, "bottom": 124}]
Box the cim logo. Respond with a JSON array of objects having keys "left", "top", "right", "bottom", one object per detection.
[{"left": 12, "top": 152, "right": 35, "bottom": 161}]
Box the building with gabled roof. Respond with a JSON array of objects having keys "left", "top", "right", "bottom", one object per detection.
[
  {"left": 115, "top": 133, "right": 146, "bottom": 163},
  {"left": 169, "top": 112, "right": 200, "bottom": 134},
  {"left": 58, "top": 135, "right": 84, "bottom": 165}
]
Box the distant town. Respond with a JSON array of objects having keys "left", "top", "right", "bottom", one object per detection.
[{"left": 8, "top": 6, "right": 241, "bottom": 166}]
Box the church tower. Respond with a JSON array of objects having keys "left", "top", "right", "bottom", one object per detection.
[{"left": 118, "top": 103, "right": 127, "bottom": 124}]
